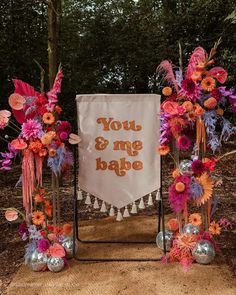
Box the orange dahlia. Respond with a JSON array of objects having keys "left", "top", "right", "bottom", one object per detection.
[
  {"left": 42, "top": 112, "right": 55, "bottom": 125},
  {"left": 32, "top": 211, "right": 45, "bottom": 225},
  {"left": 189, "top": 213, "right": 202, "bottom": 227},
  {"left": 201, "top": 77, "right": 216, "bottom": 92},
  {"left": 209, "top": 221, "right": 221, "bottom": 235}
]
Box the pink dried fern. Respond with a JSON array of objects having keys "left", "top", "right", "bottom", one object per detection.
[
  {"left": 186, "top": 47, "right": 206, "bottom": 79},
  {"left": 157, "top": 60, "right": 178, "bottom": 91}
]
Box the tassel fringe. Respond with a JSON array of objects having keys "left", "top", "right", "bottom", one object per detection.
[
  {"left": 123, "top": 206, "right": 130, "bottom": 217},
  {"left": 116, "top": 209, "right": 123, "bottom": 221},
  {"left": 85, "top": 192, "right": 91, "bottom": 205}
]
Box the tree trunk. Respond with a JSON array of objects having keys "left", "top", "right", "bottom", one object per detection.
[{"left": 48, "top": 0, "right": 58, "bottom": 88}]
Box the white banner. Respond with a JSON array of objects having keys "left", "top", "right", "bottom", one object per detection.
[{"left": 76, "top": 94, "right": 161, "bottom": 209}]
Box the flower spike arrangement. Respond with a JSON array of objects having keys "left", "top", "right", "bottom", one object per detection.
[
  {"left": 0, "top": 66, "right": 75, "bottom": 272},
  {"left": 156, "top": 42, "right": 235, "bottom": 270}
]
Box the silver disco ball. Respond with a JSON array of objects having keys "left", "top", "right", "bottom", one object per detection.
[
  {"left": 192, "top": 239, "right": 215, "bottom": 264},
  {"left": 156, "top": 230, "right": 173, "bottom": 251},
  {"left": 30, "top": 249, "right": 48, "bottom": 272},
  {"left": 179, "top": 160, "right": 192, "bottom": 175},
  {"left": 183, "top": 223, "right": 199, "bottom": 235},
  {"left": 62, "top": 237, "right": 78, "bottom": 259},
  {"left": 47, "top": 257, "right": 65, "bottom": 272}
]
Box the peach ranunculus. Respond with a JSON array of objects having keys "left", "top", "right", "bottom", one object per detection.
[
  {"left": 167, "top": 218, "right": 179, "bottom": 231},
  {"left": 10, "top": 138, "right": 27, "bottom": 150},
  {"left": 5, "top": 209, "right": 18, "bottom": 221},
  {"left": 182, "top": 101, "right": 193, "bottom": 112},
  {"left": 41, "top": 133, "right": 53, "bottom": 145},
  {"left": 8, "top": 93, "right": 26, "bottom": 110},
  {"left": 49, "top": 243, "right": 66, "bottom": 258},
  {"left": 204, "top": 97, "right": 217, "bottom": 109},
  {"left": 157, "top": 145, "right": 170, "bottom": 156}
]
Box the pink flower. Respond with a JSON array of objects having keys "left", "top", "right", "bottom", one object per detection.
[
  {"left": 49, "top": 243, "right": 66, "bottom": 258},
  {"left": 181, "top": 79, "right": 201, "bottom": 101},
  {"left": 0, "top": 110, "right": 11, "bottom": 129},
  {"left": 57, "top": 121, "right": 71, "bottom": 136},
  {"left": 37, "top": 238, "right": 50, "bottom": 253},
  {"left": 59, "top": 131, "right": 69, "bottom": 141},
  {"left": 5, "top": 209, "right": 18, "bottom": 221},
  {"left": 48, "top": 233, "right": 56, "bottom": 242},
  {"left": 21, "top": 119, "right": 43, "bottom": 140},
  {"left": 192, "top": 160, "right": 206, "bottom": 175},
  {"left": 10, "top": 138, "right": 27, "bottom": 150},
  {"left": 176, "top": 135, "right": 191, "bottom": 151}
]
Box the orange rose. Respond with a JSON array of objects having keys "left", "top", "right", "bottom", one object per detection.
[{"left": 182, "top": 101, "right": 193, "bottom": 112}]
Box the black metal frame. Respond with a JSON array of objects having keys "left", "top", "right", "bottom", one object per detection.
[{"left": 72, "top": 145, "right": 166, "bottom": 262}]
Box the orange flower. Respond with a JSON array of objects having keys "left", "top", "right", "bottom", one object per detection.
[
  {"left": 175, "top": 182, "right": 185, "bottom": 192},
  {"left": 55, "top": 105, "right": 63, "bottom": 114},
  {"left": 172, "top": 168, "right": 180, "bottom": 178},
  {"left": 201, "top": 77, "right": 216, "bottom": 92},
  {"left": 216, "top": 108, "right": 224, "bottom": 116},
  {"left": 194, "top": 103, "right": 205, "bottom": 116},
  {"left": 48, "top": 148, "right": 57, "bottom": 157},
  {"left": 157, "top": 145, "right": 170, "bottom": 156},
  {"left": 54, "top": 226, "right": 63, "bottom": 236},
  {"left": 204, "top": 97, "right": 217, "bottom": 109},
  {"left": 182, "top": 101, "right": 193, "bottom": 112},
  {"left": 39, "top": 149, "right": 47, "bottom": 157},
  {"left": 196, "top": 62, "right": 205, "bottom": 72},
  {"left": 195, "top": 173, "right": 214, "bottom": 206},
  {"left": 162, "top": 87, "right": 172, "bottom": 96},
  {"left": 189, "top": 213, "right": 202, "bottom": 227},
  {"left": 5, "top": 209, "right": 18, "bottom": 221},
  {"left": 187, "top": 111, "right": 196, "bottom": 121},
  {"left": 29, "top": 140, "right": 43, "bottom": 153},
  {"left": 45, "top": 206, "right": 52, "bottom": 218},
  {"left": 8, "top": 93, "right": 26, "bottom": 110},
  {"left": 167, "top": 218, "right": 179, "bottom": 231},
  {"left": 209, "top": 221, "right": 221, "bottom": 235},
  {"left": 191, "top": 71, "right": 202, "bottom": 81},
  {"left": 10, "top": 138, "right": 27, "bottom": 150},
  {"left": 41, "top": 133, "right": 53, "bottom": 145},
  {"left": 32, "top": 211, "right": 45, "bottom": 225},
  {"left": 63, "top": 223, "right": 72, "bottom": 235},
  {"left": 34, "top": 194, "right": 44, "bottom": 203},
  {"left": 42, "top": 112, "right": 55, "bottom": 125}
]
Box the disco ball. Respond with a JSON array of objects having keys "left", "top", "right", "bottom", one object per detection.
[
  {"left": 62, "top": 237, "right": 78, "bottom": 259},
  {"left": 156, "top": 230, "right": 173, "bottom": 251},
  {"left": 179, "top": 160, "right": 192, "bottom": 175},
  {"left": 183, "top": 223, "right": 199, "bottom": 235},
  {"left": 192, "top": 239, "right": 215, "bottom": 264},
  {"left": 30, "top": 249, "right": 48, "bottom": 272},
  {"left": 47, "top": 257, "right": 65, "bottom": 272}
]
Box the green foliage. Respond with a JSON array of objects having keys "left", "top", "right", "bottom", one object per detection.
[{"left": 0, "top": 0, "right": 236, "bottom": 124}]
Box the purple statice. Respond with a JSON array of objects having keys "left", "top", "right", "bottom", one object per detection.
[
  {"left": 190, "top": 180, "right": 203, "bottom": 200},
  {"left": 0, "top": 143, "right": 18, "bottom": 170},
  {"left": 28, "top": 225, "right": 42, "bottom": 240},
  {"left": 160, "top": 112, "right": 171, "bottom": 145},
  {"left": 180, "top": 79, "right": 201, "bottom": 102},
  {"left": 21, "top": 119, "right": 43, "bottom": 140},
  {"left": 37, "top": 238, "right": 50, "bottom": 253}
]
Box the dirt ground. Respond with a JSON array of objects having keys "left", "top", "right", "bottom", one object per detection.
[{"left": 0, "top": 140, "right": 236, "bottom": 294}]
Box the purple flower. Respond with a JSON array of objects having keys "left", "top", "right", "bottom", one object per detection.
[
  {"left": 190, "top": 181, "right": 203, "bottom": 200},
  {"left": 0, "top": 143, "right": 18, "bottom": 170},
  {"left": 192, "top": 160, "right": 206, "bottom": 175},
  {"left": 180, "top": 79, "right": 201, "bottom": 101},
  {"left": 218, "top": 87, "right": 236, "bottom": 113},
  {"left": 37, "top": 238, "right": 50, "bottom": 253},
  {"left": 21, "top": 119, "right": 43, "bottom": 140},
  {"left": 176, "top": 135, "right": 191, "bottom": 151}
]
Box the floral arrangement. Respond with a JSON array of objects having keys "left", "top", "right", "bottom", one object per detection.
[
  {"left": 0, "top": 67, "right": 73, "bottom": 219},
  {"left": 0, "top": 66, "right": 76, "bottom": 272},
  {"left": 2, "top": 187, "right": 73, "bottom": 272},
  {"left": 157, "top": 41, "right": 235, "bottom": 270}
]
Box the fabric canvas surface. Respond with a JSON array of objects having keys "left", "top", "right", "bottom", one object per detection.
[{"left": 76, "top": 94, "right": 161, "bottom": 208}]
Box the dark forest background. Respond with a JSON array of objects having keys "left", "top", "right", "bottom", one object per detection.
[{"left": 0, "top": 0, "right": 236, "bottom": 126}]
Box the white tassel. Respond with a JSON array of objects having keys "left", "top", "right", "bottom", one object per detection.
[
  {"left": 138, "top": 197, "right": 145, "bottom": 209},
  {"left": 116, "top": 209, "right": 123, "bottom": 221},
  {"left": 77, "top": 189, "right": 83, "bottom": 200},
  {"left": 109, "top": 206, "right": 115, "bottom": 216},
  {"left": 148, "top": 193, "right": 153, "bottom": 206},
  {"left": 100, "top": 201, "right": 107, "bottom": 213},
  {"left": 85, "top": 192, "right": 91, "bottom": 205},
  {"left": 123, "top": 206, "right": 130, "bottom": 217},
  {"left": 93, "top": 197, "right": 100, "bottom": 209},
  {"left": 156, "top": 189, "right": 161, "bottom": 201},
  {"left": 131, "top": 202, "right": 137, "bottom": 214}
]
